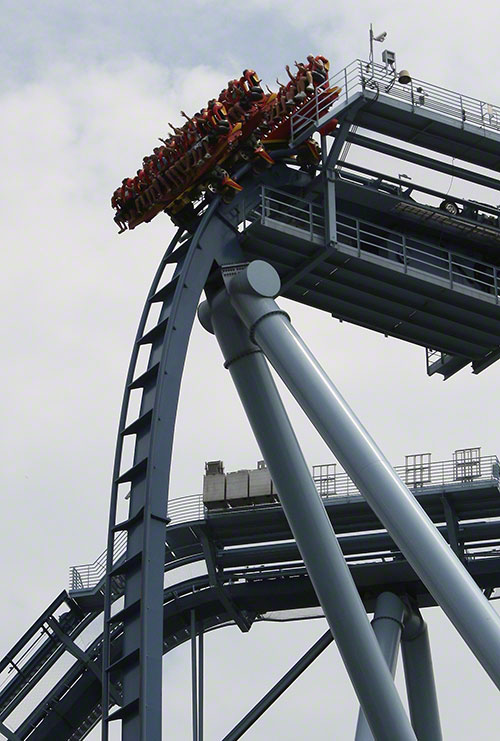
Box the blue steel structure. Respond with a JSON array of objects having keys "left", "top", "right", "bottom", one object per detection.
[{"left": 2, "top": 58, "right": 500, "bottom": 739}]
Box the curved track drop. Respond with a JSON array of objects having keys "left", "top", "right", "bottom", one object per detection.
[{"left": 102, "top": 162, "right": 309, "bottom": 739}]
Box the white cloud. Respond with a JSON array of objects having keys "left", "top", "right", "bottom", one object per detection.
[{"left": 2, "top": 4, "right": 500, "bottom": 738}]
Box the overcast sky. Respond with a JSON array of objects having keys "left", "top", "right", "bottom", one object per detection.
[{"left": 1, "top": 1, "right": 500, "bottom": 738}]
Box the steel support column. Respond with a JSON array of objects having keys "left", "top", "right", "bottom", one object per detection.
[
  {"left": 441, "top": 494, "right": 464, "bottom": 562},
  {"left": 221, "top": 629, "right": 333, "bottom": 741},
  {"left": 200, "top": 296, "right": 416, "bottom": 741},
  {"left": 402, "top": 612, "right": 443, "bottom": 740},
  {"left": 191, "top": 611, "right": 198, "bottom": 741},
  {"left": 321, "top": 113, "right": 360, "bottom": 245},
  {"left": 198, "top": 629, "right": 204, "bottom": 741},
  {"left": 223, "top": 260, "right": 500, "bottom": 690},
  {"left": 355, "top": 593, "right": 405, "bottom": 741}
]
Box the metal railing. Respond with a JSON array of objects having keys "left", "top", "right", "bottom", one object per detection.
[
  {"left": 166, "top": 455, "right": 500, "bottom": 515},
  {"left": 257, "top": 186, "right": 325, "bottom": 243},
  {"left": 313, "top": 455, "right": 499, "bottom": 497},
  {"left": 69, "top": 530, "right": 127, "bottom": 591},
  {"left": 166, "top": 493, "right": 205, "bottom": 526},
  {"left": 336, "top": 213, "right": 499, "bottom": 302},
  {"left": 251, "top": 187, "right": 500, "bottom": 304},
  {"left": 69, "top": 455, "right": 500, "bottom": 592},
  {"left": 290, "top": 59, "right": 500, "bottom": 144}
]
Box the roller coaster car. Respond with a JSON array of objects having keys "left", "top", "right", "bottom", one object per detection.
[
  {"left": 114, "top": 67, "right": 340, "bottom": 233},
  {"left": 263, "top": 86, "right": 341, "bottom": 149},
  {"left": 125, "top": 97, "right": 274, "bottom": 229}
]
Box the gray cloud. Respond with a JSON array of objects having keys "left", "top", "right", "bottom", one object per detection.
[{"left": 2, "top": 2, "right": 500, "bottom": 738}]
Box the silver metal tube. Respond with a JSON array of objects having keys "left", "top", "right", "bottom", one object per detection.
[
  {"left": 224, "top": 260, "right": 500, "bottom": 690},
  {"left": 200, "top": 296, "right": 416, "bottom": 741},
  {"left": 402, "top": 617, "right": 443, "bottom": 740},
  {"left": 355, "top": 593, "right": 405, "bottom": 741},
  {"left": 198, "top": 629, "right": 204, "bottom": 741},
  {"left": 191, "top": 610, "right": 198, "bottom": 741}
]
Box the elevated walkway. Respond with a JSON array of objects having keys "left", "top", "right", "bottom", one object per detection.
[
  {"left": 1, "top": 453, "right": 499, "bottom": 739},
  {"left": 243, "top": 186, "right": 500, "bottom": 371},
  {"left": 291, "top": 59, "right": 500, "bottom": 172}
]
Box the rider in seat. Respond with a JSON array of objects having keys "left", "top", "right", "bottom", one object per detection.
[
  {"left": 240, "top": 69, "right": 264, "bottom": 100},
  {"left": 306, "top": 54, "right": 329, "bottom": 85}
]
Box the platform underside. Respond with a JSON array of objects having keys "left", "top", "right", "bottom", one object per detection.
[{"left": 243, "top": 221, "right": 500, "bottom": 368}]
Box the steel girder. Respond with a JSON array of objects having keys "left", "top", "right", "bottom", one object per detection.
[{"left": 101, "top": 162, "right": 311, "bottom": 740}]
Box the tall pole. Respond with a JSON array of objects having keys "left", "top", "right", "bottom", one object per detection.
[
  {"left": 191, "top": 610, "right": 198, "bottom": 741},
  {"left": 224, "top": 260, "right": 500, "bottom": 690},
  {"left": 369, "top": 24, "right": 374, "bottom": 77},
  {"left": 402, "top": 613, "right": 443, "bottom": 740},
  {"left": 200, "top": 295, "right": 416, "bottom": 741},
  {"left": 198, "top": 629, "right": 204, "bottom": 741},
  {"left": 355, "top": 593, "right": 405, "bottom": 741}
]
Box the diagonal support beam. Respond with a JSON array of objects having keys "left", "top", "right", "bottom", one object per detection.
[
  {"left": 200, "top": 293, "right": 416, "bottom": 741},
  {"left": 46, "top": 618, "right": 121, "bottom": 706},
  {"left": 196, "top": 527, "right": 252, "bottom": 632},
  {"left": 221, "top": 629, "right": 333, "bottom": 741},
  {"left": 223, "top": 259, "right": 500, "bottom": 692},
  {"left": 344, "top": 131, "right": 500, "bottom": 192},
  {"left": 324, "top": 118, "right": 354, "bottom": 171}
]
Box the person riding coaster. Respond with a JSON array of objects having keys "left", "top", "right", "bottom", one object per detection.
[
  {"left": 111, "top": 55, "right": 332, "bottom": 230},
  {"left": 240, "top": 69, "right": 264, "bottom": 100},
  {"left": 307, "top": 53, "right": 329, "bottom": 84}
]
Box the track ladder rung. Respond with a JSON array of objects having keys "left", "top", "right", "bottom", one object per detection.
[
  {"left": 150, "top": 274, "right": 180, "bottom": 304},
  {"left": 138, "top": 317, "right": 169, "bottom": 346},
  {"left": 128, "top": 363, "right": 160, "bottom": 390},
  {"left": 121, "top": 409, "right": 153, "bottom": 437},
  {"left": 115, "top": 457, "right": 148, "bottom": 484}
]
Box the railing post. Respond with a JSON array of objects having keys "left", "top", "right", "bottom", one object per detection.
[
  {"left": 403, "top": 235, "right": 407, "bottom": 273},
  {"left": 356, "top": 220, "right": 361, "bottom": 257},
  {"left": 345, "top": 66, "right": 349, "bottom": 103},
  {"left": 494, "top": 268, "right": 498, "bottom": 304},
  {"left": 448, "top": 251, "right": 453, "bottom": 289},
  {"left": 309, "top": 202, "right": 313, "bottom": 241},
  {"left": 460, "top": 94, "right": 465, "bottom": 126}
]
